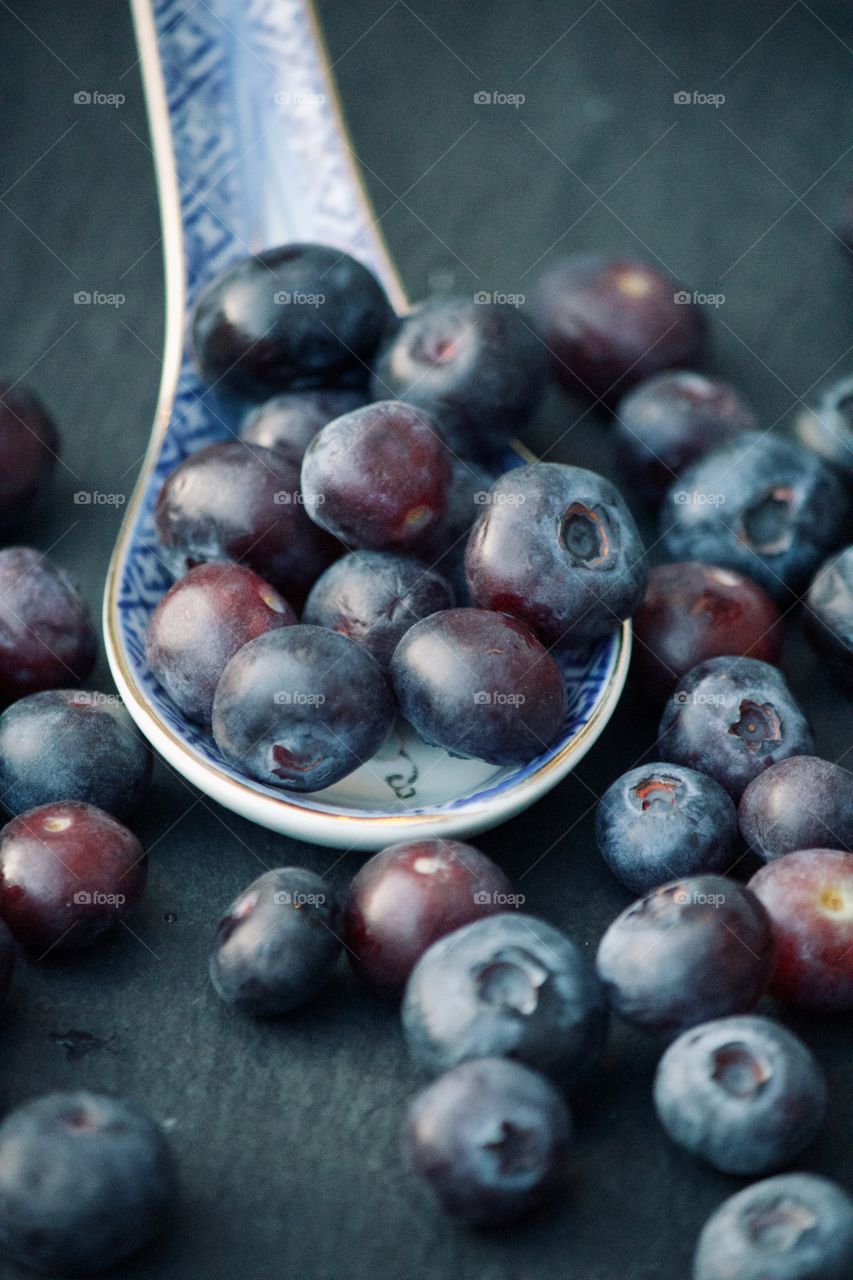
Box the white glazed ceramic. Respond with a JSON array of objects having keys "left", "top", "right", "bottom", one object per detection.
[{"left": 103, "top": 0, "right": 631, "bottom": 850}]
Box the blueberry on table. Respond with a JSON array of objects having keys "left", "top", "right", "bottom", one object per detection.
[
  {"left": 465, "top": 462, "right": 647, "bottom": 643},
  {"left": 692, "top": 1173, "right": 853, "bottom": 1280},
  {"left": 0, "top": 689, "right": 152, "bottom": 819},
  {"left": 0, "top": 380, "right": 60, "bottom": 532},
  {"left": 530, "top": 254, "right": 706, "bottom": 402},
  {"left": 659, "top": 656, "right": 815, "bottom": 799},
  {"left": 239, "top": 388, "right": 366, "bottom": 464},
  {"left": 654, "top": 1015, "right": 827, "bottom": 1175},
  {"left": 595, "top": 876, "right": 775, "bottom": 1037},
  {"left": 0, "top": 547, "right": 95, "bottom": 702},
  {"left": 370, "top": 296, "right": 547, "bottom": 457},
  {"left": 146, "top": 562, "right": 297, "bottom": 723},
  {"left": 191, "top": 242, "right": 391, "bottom": 398},
  {"left": 739, "top": 756, "right": 853, "bottom": 862},
  {"left": 595, "top": 762, "right": 738, "bottom": 895},
  {"left": 209, "top": 867, "right": 342, "bottom": 1015},
  {"left": 300, "top": 401, "right": 452, "bottom": 551},
  {"left": 303, "top": 551, "right": 454, "bottom": 669},
  {"left": 0, "top": 1091, "right": 176, "bottom": 1276},
  {"left": 749, "top": 849, "right": 853, "bottom": 1010},
  {"left": 154, "top": 441, "right": 339, "bottom": 599},
  {"left": 402, "top": 912, "right": 607, "bottom": 1090},
  {"left": 211, "top": 625, "right": 395, "bottom": 792},
  {"left": 344, "top": 838, "right": 515, "bottom": 994},
  {"left": 403, "top": 1057, "right": 571, "bottom": 1226},
  {"left": 615, "top": 371, "right": 756, "bottom": 500},
  {"left": 0, "top": 802, "right": 147, "bottom": 952},
  {"left": 390, "top": 608, "right": 567, "bottom": 767},
  {"left": 804, "top": 545, "right": 853, "bottom": 692},
  {"left": 794, "top": 374, "right": 853, "bottom": 477},
  {"left": 633, "top": 561, "right": 782, "bottom": 697},
  {"left": 661, "top": 432, "right": 850, "bottom": 602}
]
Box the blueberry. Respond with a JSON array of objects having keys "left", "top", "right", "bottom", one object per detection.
[
  {"left": 303, "top": 551, "right": 454, "bottom": 669},
  {"left": 370, "top": 296, "right": 547, "bottom": 457},
  {"left": 191, "top": 243, "right": 391, "bottom": 398},
  {"left": 596, "top": 762, "right": 738, "bottom": 895},
  {"left": 531, "top": 255, "right": 706, "bottom": 402},
  {"left": 403, "top": 1058, "right": 571, "bottom": 1225},
  {"left": 390, "top": 608, "right": 567, "bottom": 766},
  {"left": 662, "top": 432, "right": 851, "bottom": 602},
  {"left": 633, "top": 561, "right": 782, "bottom": 697},
  {"left": 794, "top": 375, "right": 853, "bottom": 477},
  {"left": 211, "top": 625, "right": 395, "bottom": 791},
  {"left": 804, "top": 545, "right": 853, "bottom": 691},
  {"left": 465, "top": 463, "right": 647, "bottom": 643},
  {"left": 693, "top": 1173, "right": 853, "bottom": 1280},
  {"left": 615, "top": 371, "right": 756, "bottom": 500},
  {"left": 0, "top": 802, "right": 147, "bottom": 952},
  {"left": 0, "top": 548, "right": 95, "bottom": 702},
  {"left": 0, "top": 1091, "right": 176, "bottom": 1275},
  {"left": 659, "top": 656, "right": 815, "bottom": 799},
  {"left": 654, "top": 1015, "right": 827, "bottom": 1175},
  {"left": 209, "top": 867, "right": 342, "bottom": 1015},
  {"left": 239, "top": 388, "right": 366, "bottom": 464},
  {"left": 0, "top": 380, "right": 60, "bottom": 532},
  {"left": 739, "top": 756, "right": 853, "bottom": 862},
  {"left": 344, "top": 838, "right": 514, "bottom": 994},
  {"left": 146, "top": 562, "right": 297, "bottom": 723},
  {"left": 749, "top": 850, "right": 853, "bottom": 1010},
  {"left": 596, "top": 875, "right": 775, "bottom": 1037},
  {"left": 0, "top": 690, "right": 152, "bottom": 818},
  {"left": 402, "top": 912, "right": 607, "bottom": 1089},
  {"left": 413, "top": 455, "right": 495, "bottom": 571},
  {"left": 300, "top": 401, "right": 451, "bottom": 551},
  {"left": 155, "top": 441, "right": 339, "bottom": 600}
]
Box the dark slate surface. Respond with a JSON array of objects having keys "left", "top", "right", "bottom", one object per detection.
[{"left": 0, "top": 2, "right": 851, "bottom": 1277}]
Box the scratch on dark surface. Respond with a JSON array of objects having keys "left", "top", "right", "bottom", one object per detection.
[{"left": 49, "top": 1030, "right": 120, "bottom": 1061}]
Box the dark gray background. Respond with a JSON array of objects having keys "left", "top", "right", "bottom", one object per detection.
[{"left": 0, "top": 2, "right": 851, "bottom": 1277}]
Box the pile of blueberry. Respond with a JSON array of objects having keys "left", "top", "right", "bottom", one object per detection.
[{"left": 0, "top": 240, "right": 850, "bottom": 1277}]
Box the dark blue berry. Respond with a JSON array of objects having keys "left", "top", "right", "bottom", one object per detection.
[
  {"left": 192, "top": 243, "right": 391, "bottom": 398},
  {"left": 370, "top": 296, "right": 547, "bottom": 457},
  {"left": 0, "top": 1091, "right": 176, "bottom": 1275},
  {"left": 662, "top": 432, "right": 850, "bottom": 602},
  {"left": 596, "top": 762, "right": 738, "bottom": 894},
  {"left": 239, "top": 388, "right": 366, "bottom": 464},
  {"left": 794, "top": 375, "right": 853, "bottom": 477},
  {"left": 596, "top": 876, "right": 775, "bottom": 1037},
  {"left": 693, "top": 1173, "right": 853, "bottom": 1280},
  {"left": 0, "top": 380, "right": 60, "bottom": 532},
  {"left": 212, "top": 625, "right": 394, "bottom": 791},
  {"left": 654, "top": 1015, "right": 827, "bottom": 1175},
  {"left": 0, "top": 690, "right": 151, "bottom": 819},
  {"left": 0, "top": 548, "right": 95, "bottom": 702},
  {"left": 209, "top": 867, "right": 342, "bottom": 1015},
  {"left": 805, "top": 545, "right": 853, "bottom": 691},
  {"left": 465, "top": 463, "right": 647, "bottom": 643},
  {"left": 390, "top": 608, "right": 567, "bottom": 766},
  {"left": 659, "top": 657, "right": 815, "bottom": 799},
  {"left": 303, "top": 551, "right": 454, "bottom": 669},
  {"left": 402, "top": 912, "right": 607, "bottom": 1090},
  {"left": 739, "top": 756, "right": 853, "bottom": 862},
  {"left": 404, "top": 1057, "right": 571, "bottom": 1225}
]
